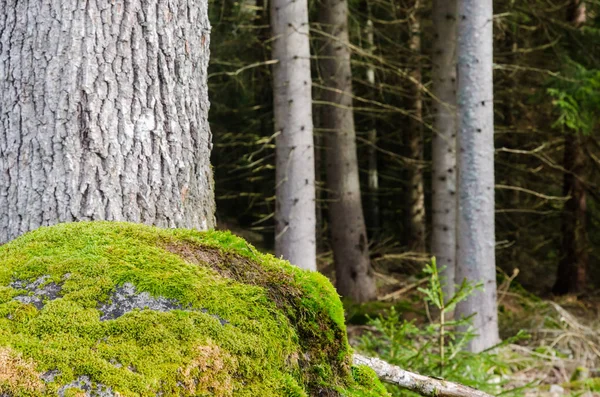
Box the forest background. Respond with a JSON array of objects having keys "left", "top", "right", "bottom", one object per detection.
[
  {"left": 208, "top": 0, "right": 600, "bottom": 394},
  {"left": 0, "top": 0, "right": 599, "bottom": 394},
  {"left": 210, "top": 0, "right": 599, "bottom": 299}
]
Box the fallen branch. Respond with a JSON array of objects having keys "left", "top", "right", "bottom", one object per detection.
[
  {"left": 378, "top": 278, "right": 428, "bottom": 302},
  {"left": 353, "top": 353, "right": 494, "bottom": 397}
]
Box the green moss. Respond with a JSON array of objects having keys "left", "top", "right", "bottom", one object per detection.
[
  {"left": 0, "top": 221, "right": 387, "bottom": 396},
  {"left": 342, "top": 366, "right": 391, "bottom": 397}
]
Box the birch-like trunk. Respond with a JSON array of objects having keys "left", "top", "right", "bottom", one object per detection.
[
  {"left": 365, "top": 18, "right": 380, "bottom": 235},
  {"left": 407, "top": 0, "right": 426, "bottom": 253},
  {"left": 319, "top": 0, "right": 376, "bottom": 302},
  {"left": 455, "top": 0, "right": 500, "bottom": 352},
  {"left": 0, "top": 0, "right": 215, "bottom": 244},
  {"left": 431, "top": 0, "right": 458, "bottom": 299},
  {"left": 271, "top": 0, "right": 316, "bottom": 271}
]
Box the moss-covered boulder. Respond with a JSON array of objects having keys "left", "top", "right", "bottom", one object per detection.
[{"left": 0, "top": 222, "right": 388, "bottom": 396}]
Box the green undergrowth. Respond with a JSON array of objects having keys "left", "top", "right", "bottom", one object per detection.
[
  {"left": 0, "top": 221, "right": 387, "bottom": 396},
  {"left": 564, "top": 377, "right": 600, "bottom": 394},
  {"left": 357, "top": 260, "right": 527, "bottom": 397}
]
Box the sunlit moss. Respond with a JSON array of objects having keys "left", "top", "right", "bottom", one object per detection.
[{"left": 0, "top": 221, "right": 386, "bottom": 396}]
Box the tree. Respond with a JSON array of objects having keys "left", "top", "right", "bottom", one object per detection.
[
  {"left": 554, "top": 133, "right": 588, "bottom": 295},
  {"left": 431, "top": 0, "right": 458, "bottom": 299},
  {"left": 365, "top": 14, "right": 380, "bottom": 236},
  {"left": 406, "top": 0, "right": 426, "bottom": 253},
  {"left": 271, "top": 0, "right": 317, "bottom": 270},
  {"left": 318, "top": 0, "right": 376, "bottom": 301},
  {"left": 552, "top": 0, "right": 589, "bottom": 295},
  {"left": 0, "top": 0, "right": 215, "bottom": 244},
  {"left": 455, "top": 0, "right": 500, "bottom": 352}
]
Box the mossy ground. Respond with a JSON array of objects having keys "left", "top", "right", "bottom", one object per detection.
[{"left": 0, "top": 221, "right": 388, "bottom": 396}]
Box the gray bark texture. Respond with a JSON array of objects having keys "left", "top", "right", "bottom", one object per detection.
[
  {"left": 271, "top": 0, "right": 317, "bottom": 271},
  {"left": 406, "top": 0, "right": 426, "bottom": 253},
  {"left": 431, "top": 0, "right": 458, "bottom": 300},
  {"left": 319, "top": 0, "right": 376, "bottom": 302},
  {"left": 0, "top": 0, "right": 215, "bottom": 244},
  {"left": 365, "top": 18, "right": 380, "bottom": 235},
  {"left": 455, "top": 0, "right": 500, "bottom": 352}
]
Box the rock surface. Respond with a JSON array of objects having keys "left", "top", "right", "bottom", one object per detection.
[{"left": 0, "top": 222, "right": 387, "bottom": 396}]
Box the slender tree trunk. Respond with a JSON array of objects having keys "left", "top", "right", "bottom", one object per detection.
[
  {"left": 553, "top": 134, "right": 588, "bottom": 295},
  {"left": 407, "top": 0, "right": 426, "bottom": 253},
  {"left": 271, "top": 0, "right": 317, "bottom": 270},
  {"left": 365, "top": 17, "right": 380, "bottom": 236},
  {"left": 315, "top": 108, "right": 325, "bottom": 253},
  {"left": 319, "top": 0, "right": 376, "bottom": 302},
  {"left": 431, "top": 0, "right": 458, "bottom": 299},
  {"left": 552, "top": 0, "right": 589, "bottom": 295},
  {"left": 455, "top": 0, "right": 500, "bottom": 352},
  {"left": 0, "top": 0, "right": 215, "bottom": 244}
]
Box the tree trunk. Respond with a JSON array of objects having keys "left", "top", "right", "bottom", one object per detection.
[
  {"left": 431, "top": 0, "right": 458, "bottom": 299},
  {"left": 406, "top": 0, "right": 426, "bottom": 253},
  {"left": 365, "top": 17, "right": 380, "bottom": 236},
  {"left": 552, "top": 0, "right": 589, "bottom": 296},
  {"left": 0, "top": 0, "right": 215, "bottom": 244},
  {"left": 553, "top": 136, "right": 588, "bottom": 295},
  {"left": 315, "top": 111, "right": 324, "bottom": 254},
  {"left": 319, "top": 0, "right": 376, "bottom": 302},
  {"left": 455, "top": 0, "right": 500, "bottom": 352},
  {"left": 271, "top": 0, "right": 317, "bottom": 271}
]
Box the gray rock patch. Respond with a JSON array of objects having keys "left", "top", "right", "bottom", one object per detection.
[
  {"left": 41, "top": 369, "right": 61, "bottom": 383},
  {"left": 98, "top": 282, "right": 229, "bottom": 325},
  {"left": 58, "top": 376, "right": 116, "bottom": 397},
  {"left": 98, "top": 282, "right": 186, "bottom": 321},
  {"left": 10, "top": 276, "right": 62, "bottom": 310}
]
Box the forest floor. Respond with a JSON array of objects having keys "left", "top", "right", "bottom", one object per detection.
[
  {"left": 221, "top": 222, "right": 600, "bottom": 396},
  {"left": 346, "top": 269, "right": 600, "bottom": 397}
]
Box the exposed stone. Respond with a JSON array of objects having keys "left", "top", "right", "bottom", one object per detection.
[
  {"left": 58, "top": 376, "right": 116, "bottom": 397},
  {"left": 98, "top": 282, "right": 185, "bottom": 321},
  {"left": 98, "top": 282, "right": 229, "bottom": 325},
  {"left": 40, "top": 370, "right": 61, "bottom": 384},
  {"left": 11, "top": 276, "right": 62, "bottom": 310}
]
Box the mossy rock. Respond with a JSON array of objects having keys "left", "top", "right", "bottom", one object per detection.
[{"left": 0, "top": 221, "right": 388, "bottom": 396}]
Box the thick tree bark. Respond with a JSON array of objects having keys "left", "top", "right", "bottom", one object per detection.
[
  {"left": 271, "top": 0, "right": 317, "bottom": 271},
  {"left": 431, "top": 0, "right": 458, "bottom": 299},
  {"left": 0, "top": 0, "right": 215, "bottom": 244},
  {"left": 319, "top": 0, "right": 376, "bottom": 302},
  {"left": 455, "top": 0, "right": 500, "bottom": 352},
  {"left": 407, "top": 0, "right": 426, "bottom": 253},
  {"left": 552, "top": 0, "right": 588, "bottom": 296}
]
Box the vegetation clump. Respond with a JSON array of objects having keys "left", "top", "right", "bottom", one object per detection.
[{"left": 0, "top": 221, "right": 387, "bottom": 396}]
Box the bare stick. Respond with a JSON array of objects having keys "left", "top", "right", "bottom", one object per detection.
[
  {"left": 378, "top": 278, "right": 428, "bottom": 302},
  {"left": 353, "top": 353, "right": 494, "bottom": 397}
]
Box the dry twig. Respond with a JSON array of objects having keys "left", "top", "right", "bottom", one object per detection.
[
  {"left": 378, "top": 278, "right": 428, "bottom": 302},
  {"left": 353, "top": 353, "right": 494, "bottom": 397}
]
